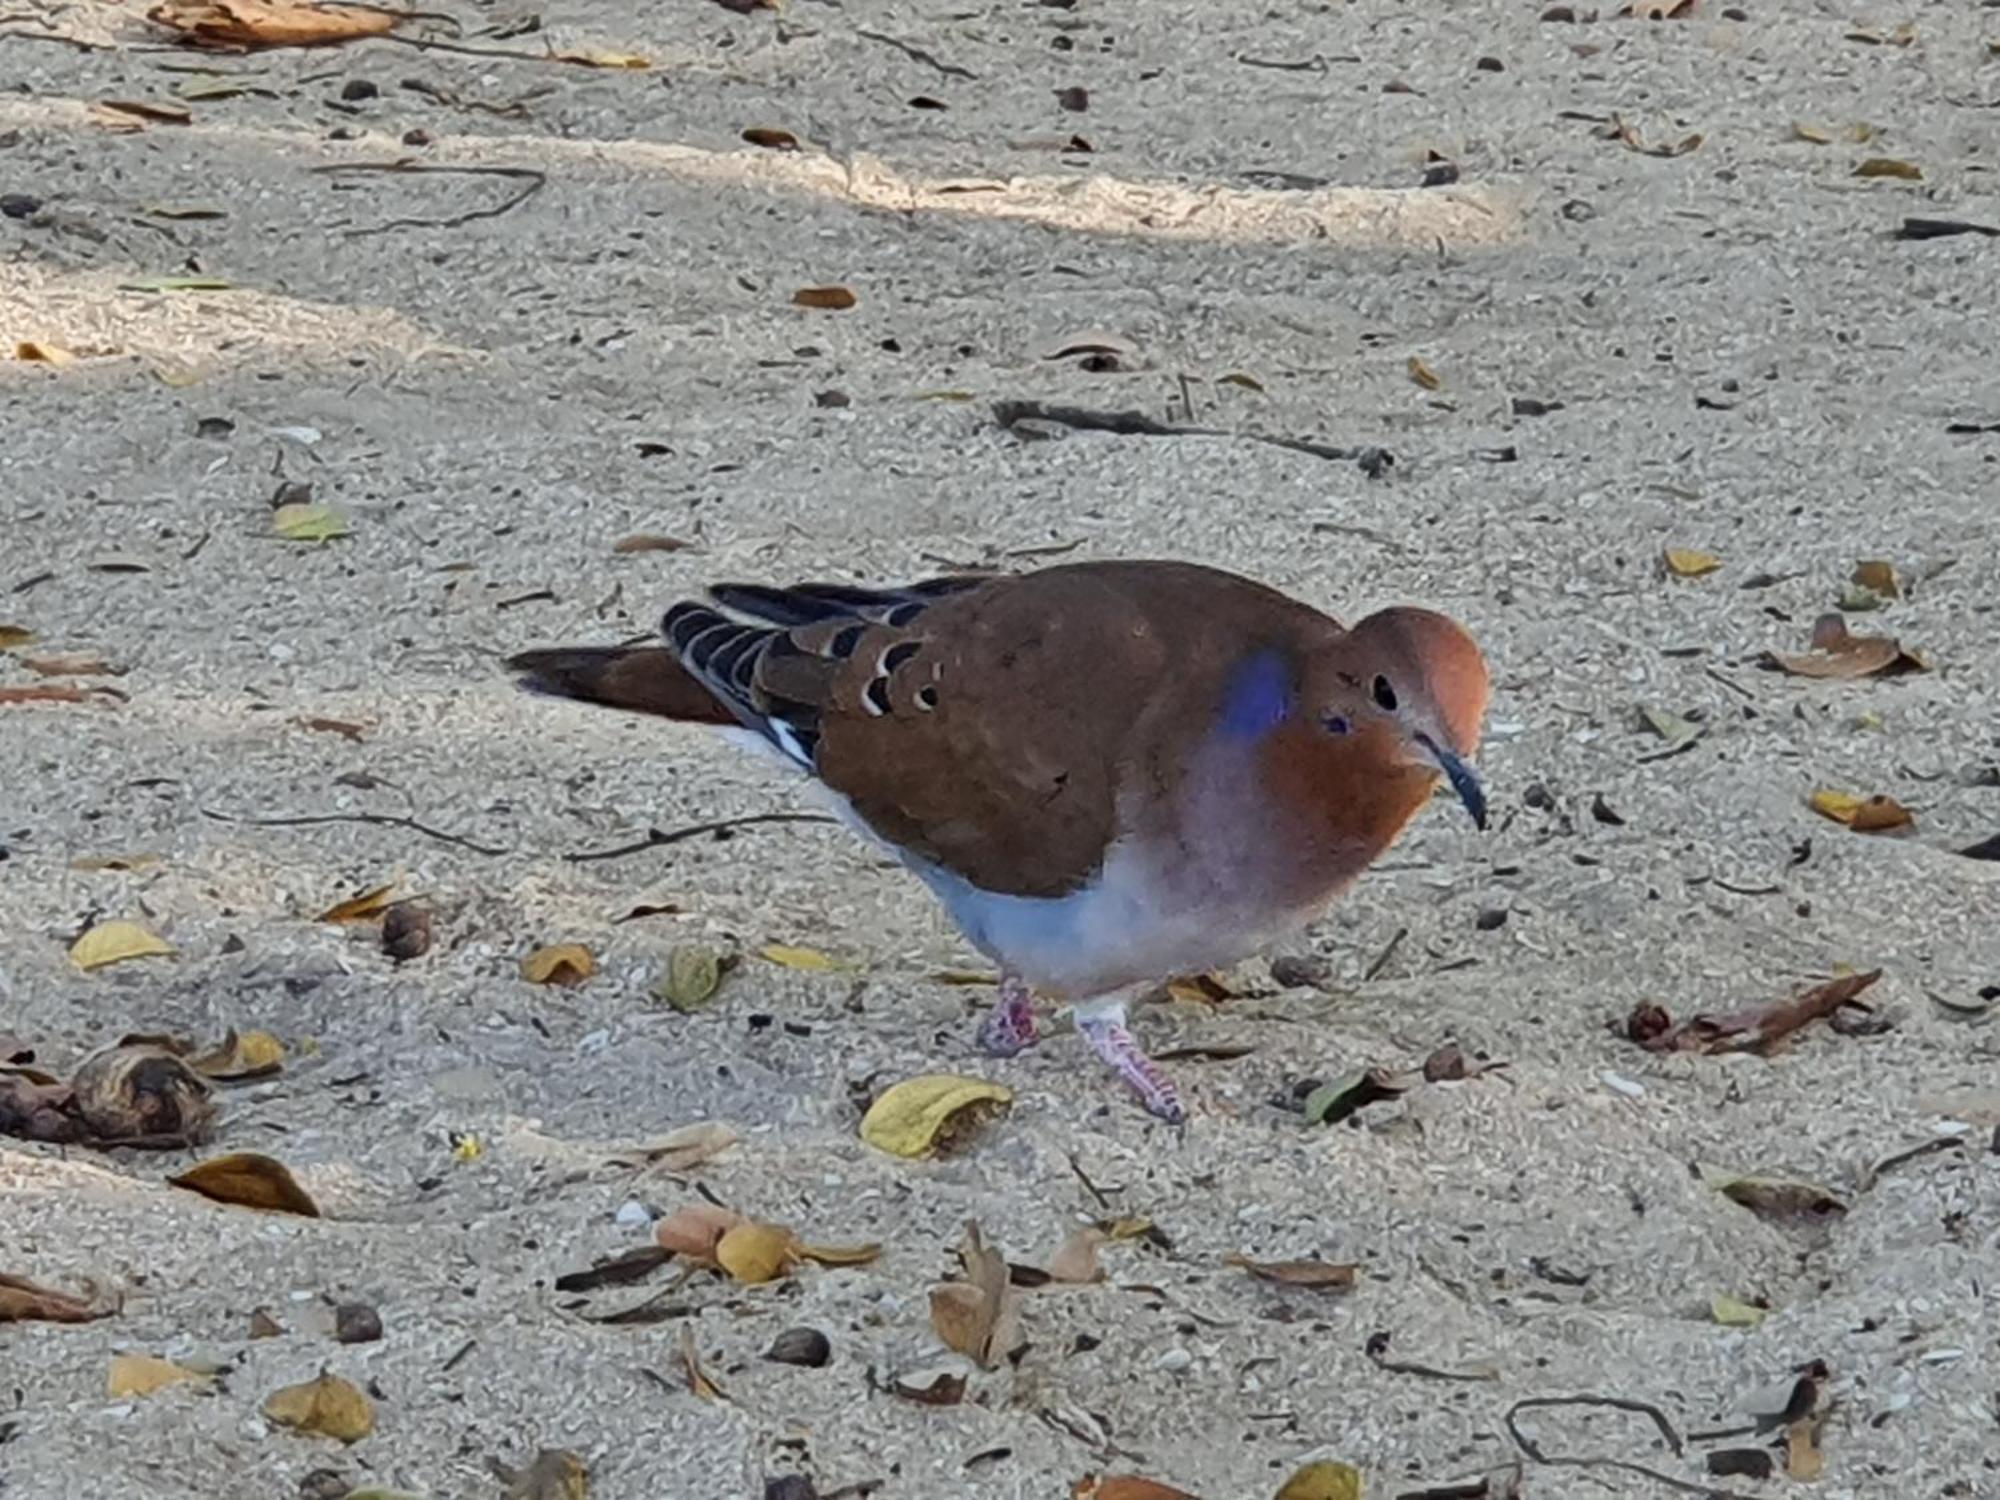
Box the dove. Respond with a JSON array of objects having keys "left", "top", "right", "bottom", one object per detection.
[{"left": 507, "top": 560, "right": 1490, "bottom": 1124}]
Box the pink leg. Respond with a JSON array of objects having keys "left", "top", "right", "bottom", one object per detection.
[
  {"left": 1078, "top": 1002, "right": 1186, "bottom": 1125},
  {"left": 975, "top": 972, "right": 1039, "bottom": 1058}
]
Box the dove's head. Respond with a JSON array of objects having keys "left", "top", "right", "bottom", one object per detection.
[{"left": 1251, "top": 607, "right": 1490, "bottom": 841}]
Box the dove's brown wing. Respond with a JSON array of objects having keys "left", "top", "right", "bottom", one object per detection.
[{"left": 665, "top": 560, "right": 1342, "bottom": 899}]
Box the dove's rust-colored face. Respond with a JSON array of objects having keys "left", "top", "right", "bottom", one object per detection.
[{"left": 1258, "top": 608, "right": 1492, "bottom": 861}]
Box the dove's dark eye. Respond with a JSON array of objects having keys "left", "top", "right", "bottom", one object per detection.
[
  {"left": 1372, "top": 675, "right": 1398, "bottom": 712},
  {"left": 1322, "top": 713, "right": 1351, "bottom": 736}
]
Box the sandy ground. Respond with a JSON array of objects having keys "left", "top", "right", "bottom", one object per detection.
[{"left": 4, "top": 2, "right": 2000, "bottom": 1497}]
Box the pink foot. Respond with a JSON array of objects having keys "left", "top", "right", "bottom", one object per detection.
[
  {"left": 1079, "top": 1014, "right": 1187, "bottom": 1124},
  {"left": 976, "top": 974, "right": 1038, "bottom": 1058}
]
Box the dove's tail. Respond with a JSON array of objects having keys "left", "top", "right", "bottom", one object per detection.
[{"left": 504, "top": 644, "right": 736, "bottom": 725}]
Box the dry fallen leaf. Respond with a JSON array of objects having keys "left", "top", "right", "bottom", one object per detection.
[
  {"left": 1710, "top": 1293, "right": 1769, "bottom": 1326},
  {"left": 1273, "top": 1461, "right": 1364, "bottom": 1500},
  {"left": 888, "top": 1367, "right": 968, "bottom": 1405},
  {"left": 499, "top": 1448, "right": 591, "bottom": 1500},
  {"left": 1700, "top": 1166, "right": 1847, "bottom": 1224},
  {"left": 715, "top": 1221, "right": 802, "bottom": 1284},
  {"left": 316, "top": 881, "right": 397, "bottom": 923},
  {"left": 264, "top": 1370, "right": 374, "bottom": 1442},
  {"left": 1073, "top": 1480, "right": 1204, "bottom": 1500},
  {"left": 859, "top": 1074, "right": 1014, "bottom": 1158},
  {"left": 273, "top": 501, "right": 351, "bottom": 543},
  {"left": 1045, "top": 1227, "right": 1106, "bottom": 1284},
  {"left": 169, "top": 1152, "right": 321, "bottom": 1216},
  {"left": 15, "top": 341, "right": 78, "bottom": 366},
  {"left": 0, "top": 1272, "right": 110, "bottom": 1324},
  {"left": 148, "top": 0, "right": 397, "bottom": 48},
  {"left": 792, "top": 285, "right": 858, "bottom": 310},
  {"left": 1765, "top": 613, "right": 1927, "bottom": 678},
  {"left": 928, "top": 1220, "right": 1017, "bottom": 1369},
  {"left": 521, "top": 943, "right": 596, "bottom": 986},
  {"left": 1632, "top": 969, "right": 1883, "bottom": 1055},
  {"left": 108, "top": 1352, "right": 209, "bottom": 1398},
  {"left": 1225, "top": 1253, "right": 1359, "bottom": 1291},
  {"left": 653, "top": 945, "right": 724, "bottom": 1011},
  {"left": 1405, "top": 354, "right": 1442, "bottom": 391},
  {"left": 611, "top": 533, "right": 691, "bottom": 555},
  {"left": 758, "top": 942, "right": 853, "bottom": 971},
  {"left": 0, "top": 625, "right": 35, "bottom": 648},
  {"left": 798, "top": 1237, "right": 882, "bottom": 1268},
  {"left": 1786, "top": 1416, "right": 1824, "bottom": 1481},
  {"left": 552, "top": 48, "right": 651, "bottom": 68},
  {"left": 1850, "top": 558, "right": 1900, "bottom": 598},
  {"left": 1663, "top": 547, "right": 1721, "bottom": 578},
  {"left": 69, "top": 919, "right": 174, "bottom": 971},
  {"left": 680, "top": 1324, "right": 726, "bottom": 1401},
  {"left": 189, "top": 1028, "right": 285, "bottom": 1080},
  {"left": 655, "top": 1202, "right": 746, "bottom": 1261},
  {"left": 97, "top": 98, "right": 194, "bottom": 126},
  {"left": 1854, "top": 157, "right": 1922, "bottom": 181},
  {"left": 0, "top": 683, "right": 118, "bottom": 706},
  {"left": 21, "top": 654, "right": 118, "bottom": 676},
  {"left": 741, "top": 127, "right": 799, "bottom": 150},
  {"left": 1809, "top": 789, "right": 1913, "bottom": 833}
]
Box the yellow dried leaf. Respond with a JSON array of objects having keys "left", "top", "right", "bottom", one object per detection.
[
  {"left": 1406, "top": 354, "right": 1442, "bottom": 390},
  {"left": 315, "top": 881, "right": 396, "bottom": 923},
  {"left": 452, "top": 1131, "right": 483, "bottom": 1162},
  {"left": 1710, "top": 1293, "right": 1769, "bottom": 1326},
  {"left": 1853, "top": 157, "right": 1921, "bottom": 181},
  {"left": 758, "top": 943, "right": 852, "bottom": 972},
  {"left": 263, "top": 1371, "right": 374, "bottom": 1442},
  {"left": 521, "top": 943, "right": 595, "bottom": 986},
  {"left": 108, "top": 1353, "right": 209, "bottom": 1398},
  {"left": 189, "top": 1028, "right": 285, "bottom": 1080},
  {"left": 1808, "top": 789, "right": 1913, "bottom": 832},
  {"left": 1218, "top": 371, "right": 1266, "bottom": 392},
  {"left": 1851, "top": 559, "right": 1900, "bottom": 598},
  {"left": 0, "top": 625, "right": 35, "bottom": 649},
  {"left": 69, "top": 919, "right": 174, "bottom": 971},
  {"left": 1663, "top": 547, "right": 1721, "bottom": 578},
  {"left": 1791, "top": 122, "right": 1833, "bottom": 144},
  {"left": 272, "top": 501, "right": 350, "bottom": 542},
  {"left": 15, "top": 341, "right": 77, "bottom": 366},
  {"left": 1273, "top": 1461, "right": 1363, "bottom": 1500},
  {"left": 792, "top": 285, "right": 857, "bottom": 310},
  {"left": 715, "top": 1222, "right": 803, "bottom": 1283},
  {"left": 169, "top": 1152, "right": 320, "bottom": 1216},
  {"left": 859, "top": 1074, "right": 1013, "bottom": 1158}
]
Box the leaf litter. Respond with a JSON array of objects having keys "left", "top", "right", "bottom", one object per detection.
[
  {"left": 1763, "top": 613, "right": 1927, "bottom": 677},
  {"left": 859, "top": 1073, "right": 1013, "bottom": 1158},
  {"left": 928, "top": 1219, "right": 1019, "bottom": 1368},
  {"left": 1624, "top": 969, "right": 1884, "bottom": 1053}
]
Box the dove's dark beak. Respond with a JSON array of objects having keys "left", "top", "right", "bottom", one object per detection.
[{"left": 1418, "top": 733, "right": 1488, "bottom": 831}]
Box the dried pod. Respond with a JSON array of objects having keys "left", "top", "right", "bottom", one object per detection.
[
  {"left": 70, "top": 1044, "right": 214, "bottom": 1145},
  {"left": 763, "top": 1326, "right": 832, "bottom": 1368},
  {"left": 333, "top": 1302, "right": 382, "bottom": 1344},
  {"left": 382, "top": 902, "right": 433, "bottom": 961}
]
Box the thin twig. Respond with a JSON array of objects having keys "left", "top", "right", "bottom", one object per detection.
[
  {"left": 309, "top": 161, "right": 546, "bottom": 236},
  {"left": 1505, "top": 1395, "right": 1761, "bottom": 1500},
  {"left": 200, "top": 806, "right": 510, "bottom": 856},
  {"left": 854, "top": 27, "right": 976, "bottom": 79},
  {"left": 992, "top": 399, "right": 1392, "bottom": 474},
  {"left": 564, "top": 812, "right": 833, "bottom": 864},
  {"left": 1365, "top": 1330, "right": 1498, "bottom": 1382}
]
